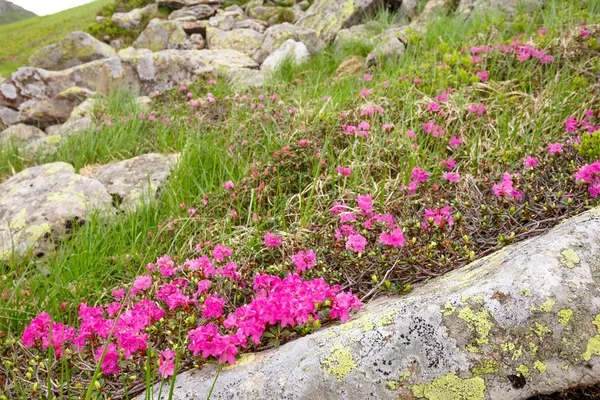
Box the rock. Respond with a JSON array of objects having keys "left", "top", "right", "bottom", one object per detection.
[
  {"left": 296, "top": 0, "right": 382, "bottom": 44},
  {"left": 59, "top": 117, "right": 94, "bottom": 136},
  {"left": 418, "top": 0, "right": 455, "bottom": 21},
  {"left": 371, "top": 26, "right": 407, "bottom": 60},
  {"left": 83, "top": 153, "right": 179, "bottom": 211},
  {"left": 0, "top": 162, "right": 114, "bottom": 260},
  {"left": 157, "top": 0, "right": 222, "bottom": 9},
  {"left": 69, "top": 98, "right": 96, "bottom": 121},
  {"left": 0, "top": 123, "right": 46, "bottom": 145},
  {"left": 458, "top": 0, "right": 544, "bottom": 15},
  {"left": 168, "top": 4, "right": 216, "bottom": 20},
  {"left": 246, "top": 5, "right": 280, "bottom": 21},
  {"left": 253, "top": 22, "right": 324, "bottom": 64},
  {"left": 207, "top": 14, "right": 235, "bottom": 30},
  {"left": 19, "top": 87, "right": 94, "bottom": 128},
  {"left": 110, "top": 39, "right": 125, "bottom": 49},
  {"left": 333, "top": 21, "right": 381, "bottom": 49},
  {"left": 121, "top": 49, "right": 215, "bottom": 93},
  {"left": 196, "top": 49, "right": 259, "bottom": 76},
  {"left": 226, "top": 68, "right": 265, "bottom": 89},
  {"left": 111, "top": 4, "right": 158, "bottom": 30},
  {"left": 29, "top": 31, "right": 117, "bottom": 71},
  {"left": 0, "top": 106, "right": 19, "bottom": 126},
  {"left": 134, "top": 96, "right": 152, "bottom": 112},
  {"left": 186, "top": 34, "right": 206, "bottom": 50},
  {"left": 25, "top": 134, "right": 63, "bottom": 156},
  {"left": 214, "top": 8, "right": 245, "bottom": 20},
  {"left": 261, "top": 39, "right": 309, "bottom": 71},
  {"left": 133, "top": 19, "right": 189, "bottom": 52},
  {"left": 137, "top": 207, "right": 600, "bottom": 399},
  {"left": 177, "top": 17, "right": 209, "bottom": 35},
  {"left": 45, "top": 125, "right": 62, "bottom": 135},
  {"left": 224, "top": 4, "right": 243, "bottom": 12},
  {"left": 207, "top": 28, "right": 264, "bottom": 56},
  {"left": 234, "top": 18, "right": 268, "bottom": 33},
  {"left": 0, "top": 68, "right": 52, "bottom": 110},
  {"left": 398, "top": 0, "right": 418, "bottom": 21},
  {"left": 333, "top": 55, "right": 366, "bottom": 80},
  {"left": 95, "top": 16, "right": 106, "bottom": 23}
]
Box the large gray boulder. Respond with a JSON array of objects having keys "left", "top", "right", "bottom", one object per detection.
[
  {"left": 168, "top": 4, "right": 216, "bottom": 20},
  {"left": 296, "top": 0, "right": 382, "bottom": 43},
  {"left": 197, "top": 49, "right": 259, "bottom": 75},
  {"left": 226, "top": 68, "right": 265, "bottom": 89},
  {"left": 158, "top": 0, "right": 222, "bottom": 9},
  {"left": 19, "top": 87, "right": 94, "bottom": 127},
  {"left": 138, "top": 207, "right": 600, "bottom": 399},
  {"left": 29, "top": 31, "right": 117, "bottom": 71},
  {"left": 0, "top": 123, "right": 46, "bottom": 145},
  {"left": 133, "top": 19, "right": 189, "bottom": 52},
  {"left": 253, "top": 22, "right": 324, "bottom": 64},
  {"left": 0, "top": 106, "right": 19, "bottom": 126},
  {"left": 82, "top": 153, "right": 179, "bottom": 211},
  {"left": 261, "top": 39, "right": 310, "bottom": 72},
  {"left": 0, "top": 162, "right": 114, "bottom": 260},
  {"left": 207, "top": 28, "right": 264, "bottom": 56},
  {"left": 111, "top": 3, "right": 158, "bottom": 30}
]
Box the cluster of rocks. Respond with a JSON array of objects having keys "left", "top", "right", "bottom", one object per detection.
[{"left": 0, "top": 153, "right": 178, "bottom": 261}]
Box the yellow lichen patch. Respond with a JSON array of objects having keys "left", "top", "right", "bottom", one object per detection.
[
  {"left": 375, "top": 308, "right": 398, "bottom": 327},
  {"left": 558, "top": 249, "right": 580, "bottom": 269},
  {"left": 441, "top": 302, "right": 456, "bottom": 316},
  {"left": 511, "top": 346, "right": 523, "bottom": 361},
  {"left": 520, "top": 288, "right": 531, "bottom": 296},
  {"left": 532, "top": 322, "right": 551, "bottom": 338},
  {"left": 25, "top": 223, "right": 51, "bottom": 243},
  {"left": 457, "top": 306, "right": 494, "bottom": 345},
  {"left": 533, "top": 360, "right": 547, "bottom": 374},
  {"left": 321, "top": 344, "right": 358, "bottom": 381},
  {"left": 501, "top": 342, "right": 515, "bottom": 352},
  {"left": 529, "top": 343, "right": 539, "bottom": 355},
  {"left": 516, "top": 365, "right": 530, "bottom": 378},
  {"left": 8, "top": 209, "right": 27, "bottom": 230},
  {"left": 582, "top": 314, "right": 600, "bottom": 361},
  {"left": 472, "top": 360, "right": 498, "bottom": 376},
  {"left": 222, "top": 353, "right": 257, "bottom": 370},
  {"left": 557, "top": 309, "right": 573, "bottom": 326},
  {"left": 411, "top": 373, "right": 486, "bottom": 400},
  {"left": 537, "top": 297, "right": 556, "bottom": 313}
]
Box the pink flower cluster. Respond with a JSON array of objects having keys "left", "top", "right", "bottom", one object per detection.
[
  {"left": 575, "top": 161, "right": 600, "bottom": 197},
  {"left": 493, "top": 173, "right": 523, "bottom": 201}
]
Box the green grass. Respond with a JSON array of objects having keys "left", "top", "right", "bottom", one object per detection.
[
  {"left": 0, "top": 10, "right": 35, "bottom": 26},
  {"left": 0, "top": 0, "right": 599, "bottom": 397},
  {"left": 0, "top": 0, "right": 111, "bottom": 77}
]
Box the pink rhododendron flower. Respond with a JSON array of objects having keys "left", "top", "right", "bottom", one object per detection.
[
  {"left": 336, "top": 166, "right": 351, "bottom": 177},
  {"left": 548, "top": 142, "right": 563, "bottom": 155},
  {"left": 476, "top": 71, "right": 489, "bottom": 82},
  {"left": 450, "top": 136, "right": 464, "bottom": 147},
  {"left": 329, "top": 292, "right": 362, "bottom": 322},
  {"left": 132, "top": 275, "right": 152, "bottom": 295},
  {"left": 523, "top": 156, "right": 539, "bottom": 169},
  {"left": 444, "top": 172, "right": 460, "bottom": 182},
  {"left": 157, "top": 255, "right": 175, "bottom": 277},
  {"left": 379, "top": 228, "right": 405, "bottom": 248},
  {"left": 382, "top": 123, "right": 394, "bottom": 132},
  {"left": 158, "top": 349, "right": 176, "bottom": 378},
  {"left": 112, "top": 288, "right": 125, "bottom": 300},
  {"left": 346, "top": 233, "right": 367, "bottom": 253},
  {"left": 223, "top": 181, "right": 235, "bottom": 190},
  {"left": 202, "top": 294, "right": 225, "bottom": 319},
  {"left": 95, "top": 343, "right": 120, "bottom": 375},
  {"left": 468, "top": 104, "right": 485, "bottom": 115},
  {"left": 339, "top": 212, "right": 356, "bottom": 222},
  {"left": 565, "top": 117, "right": 579, "bottom": 132},
  {"left": 263, "top": 232, "right": 282, "bottom": 247},
  {"left": 212, "top": 244, "right": 233, "bottom": 262},
  {"left": 411, "top": 167, "right": 430, "bottom": 183},
  {"left": 357, "top": 194, "right": 374, "bottom": 214},
  {"left": 428, "top": 102, "right": 441, "bottom": 112},
  {"left": 493, "top": 173, "right": 522, "bottom": 201},
  {"left": 575, "top": 161, "right": 600, "bottom": 197},
  {"left": 363, "top": 73, "right": 373, "bottom": 81},
  {"left": 424, "top": 206, "right": 454, "bottom": 228},
  {"left": 291, "top": 250, "right": 317, "bottom": 271}
]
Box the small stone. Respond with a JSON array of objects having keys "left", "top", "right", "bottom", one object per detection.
[{"left": 261, "top": 39, "right": 310, "bottom": 72}]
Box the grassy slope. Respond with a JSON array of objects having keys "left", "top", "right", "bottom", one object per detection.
[
  {"left": 0, "top": 11, "right": 35, "bottom": 26},
  {"left": 0, "top": 0, "right": 599, "bottom": 396},
  {"left": 0, "top": 0, "right": 110, "bottom": 76}
]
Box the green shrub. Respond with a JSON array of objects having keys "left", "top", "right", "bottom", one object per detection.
[{"left": 577, "top": 132, "right": 600, "bottom": 162}]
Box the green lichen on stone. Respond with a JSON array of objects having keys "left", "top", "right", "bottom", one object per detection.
[
  {"left": 529, "top": 343, "right": 539, "bottom": 355},
  {"left": 511, "top": 346, "right": 523, "bottom": 361},
  {"left": 9, "top": 208, "right": 27, "bottom": 230},
  {"left": 582, "top": 314, "right": 600, "bottom": 361},
  {"left": 375, "top": 308, "right": 398, "bottom": 327},
  {"left": 25, "top": 223, "right": 51, "bottom": 242},
  {"left": 533, "top": 360, "right": 547, "bottom": 374},
  {"left": 411, "top": 373, "right": 486, "bottom": 400},
  {"left": 536, "top": 297, "right": 556, "bottom": 313},
  {"left": 441, "top": 302, "right": 456, "bottom": 316},
  {"left": 222, "top": 353, "right": 257, "bottom": 370},
  {"left": 532, "top": 322, "right": 551, "bottom": 338},
  {"left": 386, "top": 380, "right": 400, "bottom": 390},
  {"left": 558, "top": 249, "right": 580, "bottom": 268},
  {"left": 321, "top": 343, "right": 357, "bottom": 381},
  {"left": 521, "top": 288, "right": 531, "bottom": 296},
  {"left": 472, "top": 359, "right": 498, "bottom": 376},
  {"left": 516, "top": 364, "right": 530, "bottom": 378},
  {"left": 501, "top": 342, "right": 515, "bottom": 352},
  {"left": 558, "top": 309, "right": 573, "bottom": 326},
  {"left": 562, "top": 364, "right": 569, "bottom": 371},
  {"left": 457, "top": 306, "right": 493, "bottom": 345}
]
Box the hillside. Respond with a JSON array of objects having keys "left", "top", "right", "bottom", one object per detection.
[
  {"left": 0, "top": 0, "right": 36, "bottom": 25},
  {"left": 0, "top": 0, "right": 110, "bottom": 76}
]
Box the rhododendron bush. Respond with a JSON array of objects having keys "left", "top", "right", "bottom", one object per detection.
[{"left": 21, "top": 248, "right": 362, "bottom": 378}]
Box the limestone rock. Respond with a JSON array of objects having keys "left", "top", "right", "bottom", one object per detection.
[
  {"left": 29, "top": 31, "right": 117, "bottom": 71},
  {"left": 0, "top": 123, "right": 46, "bottom": 145},
  {"left": 19, "top": 87, "right": 94, "bottom": 127},
  {"left": 197, "top": 49, "right": 259, "bottom": 76},
  {"left": 418, "top": 0, "right": 455, "bottom": 21},
  {"left": 168, "top": 4, "right": 216, "bottom": 20},
  {"left": 246, "top": 5, "right": 279, "bottom": 21},
  {"left": 226, "top": 68, "right": 265, "bottom": 89},
  {"left": 137, "top": 207, "right": 600, "bottom": 399},
  {"left": 253, "top": 22, "right": 324, "bottom": 64},
  {"left": 133, "top": 19, "right": 189, "bottom": 52},
  {"left": 398, "top": 0, "right": 418, "bottom": 20},
  {"left": 25, "top": 135, "right": 63, "bottom": 156},
  {"left": 372, "top": 26, "right": 407, "bottom": 60},
  {"left": 177, "top": 17, "right": 209, "bottom": 34},
  {"left": 111, "top": 4, "right": 159, "bottom": 30},
  {"left": 0, "top": 162, "right": 114, "bottom": 260},
  {"left": 0, "top": 67, "right": 52, "bottom": 110},
  {"left": 234, "top": 18, "right": 268, "bottom": 33},
  {"left": 261, "top": 39, "right": 309, "bottom": 71},
  {"left": 134, "top": 96, "right": 152, "bottom": 112},
  {"left": 83, "top": 153, "right": 179, "bottom": 211},
  {"left": 0, "top": 106, "right": 19, "bottom": 126},
  {"left": 207, "top": 28, "right": 264, "bottom": 56},
  {"left": 458, "top": 0, "right": 544, "bottom": 15},
  {"left": 296, "top": 0, "right": 382, "bottom": 43},
  {"left": 157, "top": 0, "right": 222, "bottom": 9},
  {"left": 186, "top": 34, "right": 206, "bottom": 50},
  {"left": 207, "top": 14, "right": 235, "bottom": 30}
]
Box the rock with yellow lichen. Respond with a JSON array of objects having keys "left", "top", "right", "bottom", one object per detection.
[
  {"left": 0, "top": 162, "right": 115, "bottom": 261},
  {"left": 135, "top": 208, "right": 600, "bottom": 399}
]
